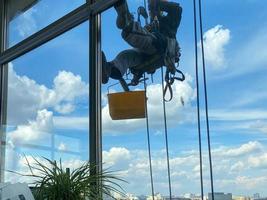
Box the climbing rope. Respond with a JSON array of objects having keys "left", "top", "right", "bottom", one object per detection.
[
  {"left": 143, "top": 73, "right": 155, "bottom": 200},
  {"left": 161, "top": 67, "right": 173, "bottom": 199},
  {"left": 198, "top": 0, "right": 215, "bottom": 199},
  {"left": 193, "top": 0, "right": 204, "bottom": 200},
  {"left": 143, "top": 0, "right": 148, "bottom": 21},
  {"left": 131, "top": 2, "right": 213, "bottom": 200}
]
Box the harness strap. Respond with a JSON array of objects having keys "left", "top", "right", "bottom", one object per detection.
[
  {"left": 163, "top": 68, "right": 185, "bottom": 102},
  {"left": 119, "top": 78, "right": 130, "bottom": 92}
]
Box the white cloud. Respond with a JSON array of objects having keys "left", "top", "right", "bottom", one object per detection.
[
  {"left": 201, "top": 25, "right": 230, "bottom": 70},
  {"left": 101, "top": 141, "right": 267, "bottom": 195},
  {"left": 4, "top": 67, "right": 89, "bottom": 147},
  {"left": 230, "top": 161, "right": 245, "bottom": 172},
  {"left": 58, "top": 142, "right": 67, "bottom": 151},
  {"left": 234, "top": 176, "right": 267, "bottom": 189},
  {"left": 53, "top": 116, "right": 89, "bottom": 130},
  {"left": 54, "top": 103, "right": 75, "bottom": 114},
  {"left": 52, "top": 70, "right": 88, "bottom": 104},
  {"left": 248, "top": 153, "right": 267, "bottom": 168},
  {"left": 5, "top": 140, "right": 267, "bottom": 195},
  {"left": 61, "top": 159, "right": 85, "bottom": 170},
  {"left": 7, "top": 66, "right": 88, "bottom": 124},
  {"left": 212, "top": 25, "right": 267, "bottom": 80},
  {"left": 209, "top": 109, "right": 267, "bottom": 121},
  {"left": 7, "top": 109, "right": 53, "bottom": 146},
  {"left": 103, "top": 147, "right": 131, "bottom": 169},
  {"left": 102, "top": 74, "right": 196, "bottom": 135},
  {"left": 15, "top": 8, "right": 38, "bottom": 38},
  {"left": 250, "top": 120, "right": 267, "bottom": 134},
  {"left": 213, "top": 141, "right": 263, "bottom": 157}
]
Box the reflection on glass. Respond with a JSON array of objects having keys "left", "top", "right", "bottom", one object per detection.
[
  {"left": 3, "top": 22, "right": 89, "bottom": 183},
  {"left": 7, "top": 0, "right": 85, "bottom": 47},
  {"left": 102, "top": 0, "right": 267, "bottom": 198}
]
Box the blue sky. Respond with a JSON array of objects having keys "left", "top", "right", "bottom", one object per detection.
[{"left": 3, "top": 0, "right": 267, "bottom": 198}]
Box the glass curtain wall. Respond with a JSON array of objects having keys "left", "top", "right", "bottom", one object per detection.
[
  {"left": 3, "top": 22, "right": 89, "bottom": 183},
  {"left": 101, "top": 0, "right": 200, "bottom": 198},
  {"left": 203, "top": 0, "right": 267, "bottom": 197},
  {"left": 3, "top": 0, "right": 267, "bottom": 199},
  {"left": 0, "top": 0, "right": 92, "bottom": 184},
  {"left": 6, "top": 0, "right": 86, "bottom": 47},
  {"left": 101, "top": 0, "right": 267, "bottom": 198}
]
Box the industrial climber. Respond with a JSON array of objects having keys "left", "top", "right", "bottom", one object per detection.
[{"left": 102, "top": 0, "right": 182, "bottom": 85}]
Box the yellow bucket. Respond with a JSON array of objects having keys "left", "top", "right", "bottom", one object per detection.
[{"left": 108, "top": 91, "right": 147, "bottom": 120}]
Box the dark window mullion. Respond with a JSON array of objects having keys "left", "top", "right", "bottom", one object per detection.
[{"left": 0, "top": 0, "right": 8, "bottom": 182}]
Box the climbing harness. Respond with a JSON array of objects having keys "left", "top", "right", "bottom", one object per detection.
[{"left": 118, "top": 0, "right": 185, "bottom": 102}]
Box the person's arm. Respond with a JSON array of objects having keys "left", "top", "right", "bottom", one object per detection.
[{"left": 159, "top": 1, "right": 182, "bottom": 29}]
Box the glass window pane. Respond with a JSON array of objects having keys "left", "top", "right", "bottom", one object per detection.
[
  {"left": 101, "top": 1, "right": 199, "bottom": 198},
  {"left": 7, "top": 0, "right": 85, "bottom": 47},
  {"left": 3, "top": 22, "right": 89, "bottom": 183},
  {"left": 204, "top": 0, "right": 267, "bottom": 197},
  {"left": 103, "top": 0, "right": 267, "bottom": 198}
]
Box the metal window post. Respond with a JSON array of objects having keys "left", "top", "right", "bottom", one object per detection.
[
  {"left": 89, "top": 0, "right": 102, "bottom": 197},
  {"left": 0, "top": 0, "right": 8, "bottom": 182}
]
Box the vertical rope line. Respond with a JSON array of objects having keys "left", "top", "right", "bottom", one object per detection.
[
  {"left": 161, "top": 67, "right": 172, "bottom": 200},
  {"left": 144, "top": 73, "right": 155, "bottom": 200},
  {"left": 144, "top": 0, "right": 149, "bottom": 25},
  {"left": 144, "top": 0, "right": 148, "bottom": 11},
  {"left": 198, "top": 0, "right": 215, "bottom": 199},
  {"left": 193, "top": 0, "right": 204, "bottom": 199}
]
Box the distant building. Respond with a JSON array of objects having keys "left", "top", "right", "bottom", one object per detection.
[
  {"left": 208, "top": 193, "right": 232, "bottom": 200},
  {"left": 103, "top": 193, "right": 139, "bottom": 200},
  {"left": 137, "top": 195, "right": 147, "bottom": 200},
  {"left": 253, "top": 194, "right": 260, "bottom": 200},
  {"left": 147, "top": 193, "right": 163, "bottom": 200},
  {"left": 233, "top": 195, "right": 250, "bottom": 200},
  {"left": 184, "top": 194, "right": 196, "bottom": 199},
  {"left": 163, "top": 197, "right": 191, "bottom": 200},
  {"left": 183, "top": 193, "right": 208, "bottom": 200}
]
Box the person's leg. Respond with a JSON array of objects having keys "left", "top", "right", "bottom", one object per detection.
[
  {"left": 114, "top": 1, "right": 163, "bottom": 54},
  {"left": 122, "top": 21, "right": 166, "bottom": 55},
  {"left": 111, "top": 49, "right": 146, "bottom": 76},
  {"left": 102, "top": 49, "right": 146, "bottom": 84},
  {"left": 114, "top": 0, "right": 133, "bottom": 29}
]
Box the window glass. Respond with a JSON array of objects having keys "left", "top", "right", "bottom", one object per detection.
[
  {"left": 3, "top": 22, "right": 89, "bottom": 183},
  {"left": 7, "top": 0, "right": 85, "bottom": 47},
  {"left": 102, "top": 0, "right": 267, "bottom": 198},
  {"left": 102, "top": 1, "right": 199, "bottom": 198},
  {"left": 204, "top": 0, "right": 267, "bottom": 198}
]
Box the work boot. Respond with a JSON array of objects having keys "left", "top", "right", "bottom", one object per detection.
[
  {"left": 102, "top": 52, "right": 111, "bottom": 84},
  {"left": 114, "top": 0, "right": 133, "bottom": 29}
]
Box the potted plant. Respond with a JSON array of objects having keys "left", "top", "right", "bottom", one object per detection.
[{"left": 10, "top": 156, "right": 126, "bottom": 200}]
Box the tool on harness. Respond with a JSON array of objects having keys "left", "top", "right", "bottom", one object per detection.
[
  {"left": 163, "top": 68, "right": 185, "bottom": 102},
  {"left": 138, "top": 6, "right": 149, "bottom": 25},
  {"left": 148, "top": 0, "right": 160, "bottom": 26}
]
